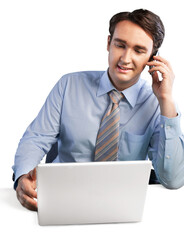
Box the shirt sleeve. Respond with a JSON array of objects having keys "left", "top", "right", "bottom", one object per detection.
[
  {"left": 148, "top": 112, "right": 184, "bottom": 189},
  {"left": 12, "top": 78, "right": 64, "bottom": 186}
]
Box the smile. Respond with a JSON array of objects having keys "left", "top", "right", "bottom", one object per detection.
[{"left": 117, "top": 65, "right": 133, "bottom": 72}]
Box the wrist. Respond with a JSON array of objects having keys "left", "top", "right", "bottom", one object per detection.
[
  {"left": 157, "top": 93, "right": 173, "bottom": 103},
  {"left": 14, "top": 174, "right": 26, "bottom": 190},
  {"left": 158, "top": 97, "right": 177, "bottom": 118}
]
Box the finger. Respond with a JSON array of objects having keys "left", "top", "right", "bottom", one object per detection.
[
  {"left": 23, "top": 196, "right": 37, "bottom": 211},
  {"left": 16, "top": 186, "right": 38, "bottom": 211},
  {"left": 28, "top": 168, "right": 37, "bottom": 190},
  {"left": 153, "top": 55, "right": 172, "bottom": 69},
  {"left": 18, "top": 175, "right": 37, "bottom": 199},
  {"left": 29, "top": 167, "right": 37, "bottom": 181},
  {"left": 21, "top": 181, "right": 37, "bottom": 199},
  {"left": 148, "top": 65, "right": 168, "bottom": 75},
  {"left": 19, "top": 192, "right": 37, "bottom": 211},
  {"left": 147, "top": 60, "right": 169, "bottom": 70},
  {"left": 147, "top": 57, "right": 171, "bottom": 71},
  {"left": 152, "top": 71, "right": 159, "bottom": 83},
  {"left": 153, "top": 55, "right": 167, "bottom": 63}
]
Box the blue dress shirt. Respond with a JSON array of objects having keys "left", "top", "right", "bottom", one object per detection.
[{"left": 13, "top": 70, "right": 184, "bottom": 189}]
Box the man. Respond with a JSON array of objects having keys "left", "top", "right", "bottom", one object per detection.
[{"left": 13, "top": 9, "right": 184, "bottom": 211}]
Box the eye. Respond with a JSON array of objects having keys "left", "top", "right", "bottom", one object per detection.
[
  {"left": 135, "top": 49, "right": 142, "bottom": 54},
  {"left": 114, "top": 43, "right": 126, "bottom": 49},
  {"left": 135, "top": 48, "right": 145, "bottom": 54}
]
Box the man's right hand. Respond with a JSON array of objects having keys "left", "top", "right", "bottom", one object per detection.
[{"left": 16, "top": 168, "right": 38, "bottom": 211}]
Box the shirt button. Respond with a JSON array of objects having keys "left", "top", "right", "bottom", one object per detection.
[
  {"left": 166, "top": 125, "right": 171, "bottom": 130},
  {"left": 166, "top": 155, "right": 170, "bottom": 159},
  {"left": 160, "top": 124, "right": 164, "bottom": 128}
]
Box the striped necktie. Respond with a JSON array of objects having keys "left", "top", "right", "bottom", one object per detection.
[{"left": 94, "top": 90, "right": 123, "bottom": 161}]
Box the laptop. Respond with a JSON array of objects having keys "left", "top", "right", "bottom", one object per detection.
[{"left": 36, "top": 161, "right": 151, "bottom": 225}]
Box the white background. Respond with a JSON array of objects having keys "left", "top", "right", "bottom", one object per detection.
[{"left": 1, "top": 0, "right": 184, "bottom": 189}]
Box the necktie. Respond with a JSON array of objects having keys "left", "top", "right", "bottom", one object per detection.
[{"left": 94, "top": 90, "right": 123, "bottom": 161}]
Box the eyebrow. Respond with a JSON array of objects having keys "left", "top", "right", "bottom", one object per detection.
[{"left": 113, "top": 38, "right": 148, "bottom": 51}]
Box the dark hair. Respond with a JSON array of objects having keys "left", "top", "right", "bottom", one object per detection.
[{"left": 109, "top": 9, "right": 165, "bottom": 56}]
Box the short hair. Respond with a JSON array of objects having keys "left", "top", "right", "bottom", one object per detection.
[{"left": 109, "top": 9, "right": 165, "bottom": 56}]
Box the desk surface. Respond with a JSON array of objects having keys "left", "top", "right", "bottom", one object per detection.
[{"left": 0, "top": 185, "right": 184, "bottom": 240}]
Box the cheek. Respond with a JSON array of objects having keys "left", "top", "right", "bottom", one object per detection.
[
  {"left": 140, "top": 61, "right": 147, "bottom": 69},
  {"left": 108, "top": 49, "right": 120, "bottom": 66},
  {"left": 108, "top": 51, "right": 114, "bottom": 66},
  {"left": 135, "top": 57, "right": 149, "bottom": 71}
]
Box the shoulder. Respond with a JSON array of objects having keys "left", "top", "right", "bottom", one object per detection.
[
  {"left": 61, "top": 71, "right": 105, "bottom": 82},
  {"left": 56, "top": 71, "right": 105, "bottom": 92}
]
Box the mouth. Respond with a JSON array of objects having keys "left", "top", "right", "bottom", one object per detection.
[{"left": 117, "top": 65, "right": 133, "bottom": 73}]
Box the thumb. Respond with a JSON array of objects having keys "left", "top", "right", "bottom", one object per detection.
[{"left": 30, "top": 167, "right": 37, "bottom": 181}]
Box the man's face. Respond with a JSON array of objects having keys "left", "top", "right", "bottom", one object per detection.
[{"left": 107, "top": 20, "right": 153, "bottom": 91}]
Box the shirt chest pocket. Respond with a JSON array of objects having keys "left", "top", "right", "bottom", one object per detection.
[{"left": 118, "top": 130, "right": 151, "bottom": 160}]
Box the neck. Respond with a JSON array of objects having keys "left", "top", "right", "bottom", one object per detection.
[{"left": 107, "top": 70, "right": 140, "bottom": 91}]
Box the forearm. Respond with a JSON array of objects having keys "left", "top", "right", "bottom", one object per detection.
[
  {"left": 12, "top": 79, "right": 63, "bottom": 187},
  {"left": 158, "top": 96, "right": 177, "bottom": 118},
  {"left": 13, "top": 140, "right": 46, "bottom": 185},
  {"left": 154, "top": 115, "right": 184, "bottom": 189}
]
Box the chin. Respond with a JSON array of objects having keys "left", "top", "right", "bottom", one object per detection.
[
  {"left": 115, "top": 75, "right": 140, "bottom": 90},
  {"left": 116, "top": 74, "right": 135, "bottom": 83}
]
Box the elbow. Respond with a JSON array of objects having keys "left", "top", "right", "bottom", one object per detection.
[
  {"left": 156, "top": 165, "right": 184, "bottom": 189},
  {"left": 159, "top": 177, "right": 184, "bottom": 190}
]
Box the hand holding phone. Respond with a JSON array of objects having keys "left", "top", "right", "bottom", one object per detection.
[
  {"left": 147, "top": 53, "right": 176, "bottom": 118},
  {"left": 147, "top": 53, "right": 175, "bottom": 105},
  {"left": 148, "top": 51, "right": 162, "bottom": 81}
]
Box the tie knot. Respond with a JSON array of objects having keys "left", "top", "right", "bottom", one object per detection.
[{"left": 109, "top": 90, "right": 123, "bottom": 104}]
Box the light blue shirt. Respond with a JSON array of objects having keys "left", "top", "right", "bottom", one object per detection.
[{"left": 13, "top": 70, "right": 184, "bottom": 189}]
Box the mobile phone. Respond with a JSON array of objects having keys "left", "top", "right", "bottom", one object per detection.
[
  {"left": 149, "top": 51, "right": 159, "bottom": 76},
  {"left": 149, "top": 51, "right": 162, "bottom": 81}
]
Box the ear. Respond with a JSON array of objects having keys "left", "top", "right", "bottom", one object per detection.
[{"left": 107, "top": 35, "right": 111, "bottom": 52}]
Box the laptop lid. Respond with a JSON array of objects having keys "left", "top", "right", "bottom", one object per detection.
[{"left": 37, "top": 161, "right": 151, "bottom": 225}]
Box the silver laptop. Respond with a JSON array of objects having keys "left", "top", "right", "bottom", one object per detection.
[{"left": 37, "top": 161, "right": 151, "bottom": 225}]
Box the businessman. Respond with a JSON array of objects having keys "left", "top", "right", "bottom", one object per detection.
[{"left": 13, "top": 9, "right": 184, "bottom": 211}]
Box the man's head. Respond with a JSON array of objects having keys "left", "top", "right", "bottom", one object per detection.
[
  {"left": 109, "top": 9, "right": 165, "bottom": 57},
  {"left": 107, "top": 9, "right": 165, "bottom": 91}
]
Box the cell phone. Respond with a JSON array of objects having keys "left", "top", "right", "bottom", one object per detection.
[
  {"left": 149, "top": 51, "right": 158, "bottom": 76},
  {"left": 149, "top": 51, "right": 162, "bottom": 81}
]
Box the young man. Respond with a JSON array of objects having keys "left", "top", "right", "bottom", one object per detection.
[{"left": 13, "top": 9, "right": 184, "bottom": 211}]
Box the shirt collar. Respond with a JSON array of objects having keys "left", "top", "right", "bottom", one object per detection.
[
  {"left": 97, "top": 70, "right": 145, "bottom": 108},
  {"left": 97, "top": 70, "right": 115, "bottom": 96},
  {"left": 122, "top": 78, "right": 144, "bottom": 108}
]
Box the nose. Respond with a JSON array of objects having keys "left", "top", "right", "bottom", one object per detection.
[{"left": 120, "top": 49, "right": 132, "bottom": 64}]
